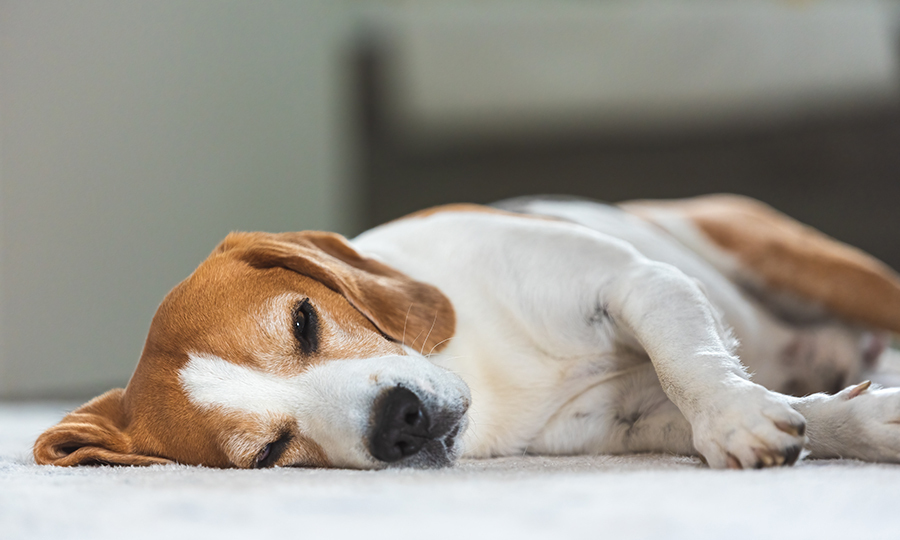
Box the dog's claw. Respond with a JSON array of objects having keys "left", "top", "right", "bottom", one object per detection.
[
  {"left": 847, "top": 380, "right": 872, "bottom": 400},
  {"left": 694, "top": 383, "right": 808, "bottom": 470},
  {"left": 755, "top": 449, "right": 775, "bottom": 468},
  {"left": 774, "top": 420, "right": 806, "bottom": 438}
]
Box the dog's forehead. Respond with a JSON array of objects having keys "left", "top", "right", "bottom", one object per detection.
[
  {"left": 141, "top": 248, "right": 402, "bottom": 374},
  {"left": 174, "top": 252, "right": 302, "bottom": 314},
  {"left": 146, "top": 255, "right": 313, "bottom": 356}
]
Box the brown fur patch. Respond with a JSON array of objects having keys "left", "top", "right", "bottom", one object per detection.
[
  {"left": 33, "top": 389, "right": 172, "bottom": 466},
  {"left": 623, "top": 194, "right": 900, "bottom": 333},
  {"left": 35, "top": 229, "right": 456, "bottom": 468}
]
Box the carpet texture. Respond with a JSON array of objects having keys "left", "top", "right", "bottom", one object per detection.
[{"left": 2, "top": 401, "right": 900, "bottom": 539}]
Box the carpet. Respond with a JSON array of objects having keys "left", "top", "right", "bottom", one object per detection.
[{"left": 2, "top": 402, "right": 900, "bottom": 540}]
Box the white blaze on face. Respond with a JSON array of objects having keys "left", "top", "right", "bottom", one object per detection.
[{"left": 179, "top": 352, "right": 470, "bottom": 468}]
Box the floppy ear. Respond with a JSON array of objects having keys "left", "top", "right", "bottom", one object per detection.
[
  {"left": 218, "top": 231, "right": 456, "bottom": 354},
  {"left": 33, "top": 389, "right": 171, "bottom": 466}
]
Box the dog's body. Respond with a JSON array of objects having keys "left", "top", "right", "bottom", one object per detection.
[{"left": 35, "top": 195, "right": 900, "bottom": 469}]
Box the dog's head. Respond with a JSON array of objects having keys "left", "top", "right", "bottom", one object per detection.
[{"left": 34, "top": 231, "right": 469, "bottom": 469}]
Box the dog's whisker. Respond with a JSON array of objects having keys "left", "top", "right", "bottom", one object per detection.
[
  {"left": 419, "top": 310, "right": 439, "bottom": 355},
  {"left": 433, "top": 354, "right": 468, "bottom": 362},
  {"left": 427, "top": 336, "right": 454, "bottom": 357},
  {"left": 409, "top": 328, "right": 426, "bottom": 351},
  {"left": 401, "top": 303, "right": 414, "bottom": 349}
]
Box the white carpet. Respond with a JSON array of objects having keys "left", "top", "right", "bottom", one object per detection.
[{"left": 3, "top": 402, "right": 900, "bottom": 540}]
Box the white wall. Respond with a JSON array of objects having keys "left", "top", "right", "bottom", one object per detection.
[{"left": 0, "top": 1, "right": 357, "bottom": 398}]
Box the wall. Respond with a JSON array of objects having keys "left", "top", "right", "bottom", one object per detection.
[
  {"left": 358, "top": 2, "right": 900, "bottom": 270},
  {"left": 0, "top": 1, "right": 356, "bottom": 398}
]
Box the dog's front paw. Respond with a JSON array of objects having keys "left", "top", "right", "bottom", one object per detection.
[
  {"left": 805, "top": 382, "right": 900, "bottom": 462},
  {"left": 691, "top": 383, "right": 807, "bottom": 469}
]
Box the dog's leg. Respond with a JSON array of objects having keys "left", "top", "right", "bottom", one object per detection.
[
  {"left": 540, "top": 367, "right": 900, "bottom": 463},
  {"left": 364, "top": 214, "right": 808, "bottom": 467},
  {"left": 497, "top": 222, "right": 810, "bottom": 468},
  {"left": 527, "top": 221, "right": 809, "bottom": 468},
  {"left": 600, "top": 256, "right": 807, "bottom": 469},
  {"left": 787, "top": 381, "right": 900, "bottom": 462}
]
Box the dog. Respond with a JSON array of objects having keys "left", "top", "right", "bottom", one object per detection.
[{"left": 34, "top": 194, "right": 900, "bottom": 469}]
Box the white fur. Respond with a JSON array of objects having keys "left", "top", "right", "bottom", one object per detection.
[
  {"left": 180, "top": 352, "right": 470, "bottom": 468},
  {"left": 351, "top": 200, "right": 890, "bottom": 467},
  {"left": 181, "top": 353, "right": 301, "bottom": 418},
  {"left": 786, "top": 383, "right": 900, "bottom": 462}
]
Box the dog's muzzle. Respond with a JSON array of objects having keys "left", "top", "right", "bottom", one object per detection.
[{"left": 367, "top": 385, "right": 467, "bottom": 467}]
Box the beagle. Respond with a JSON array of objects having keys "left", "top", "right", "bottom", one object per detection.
[{"left": 34, "top": 194, "right": 900, "bottom": 469}]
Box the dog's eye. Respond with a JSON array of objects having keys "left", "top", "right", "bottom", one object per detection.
[
  {"left": 255, "top": 444, "right": 272, "bottom": 466},
  {"left": 254, "top": 433, "right": 292, "bottom": 469},
  {"left": 292, "top": 299, "right": 318, "bottom": 354}
]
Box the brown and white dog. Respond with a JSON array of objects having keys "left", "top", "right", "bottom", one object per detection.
[{"left": 34, "top": 194, "right": 900, "bottom": 469}]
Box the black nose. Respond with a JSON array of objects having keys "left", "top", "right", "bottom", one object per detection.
[{"left": 368, "top": 387, "right": 430, "bottom": 462}]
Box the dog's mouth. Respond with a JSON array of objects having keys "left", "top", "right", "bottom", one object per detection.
[{"left": 366, "top": 385, "right": 469, "bottom": 468}]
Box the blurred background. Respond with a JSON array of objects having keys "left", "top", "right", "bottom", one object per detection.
[{"left": 1, "top": 0, "right": 899, "bottom": 399}]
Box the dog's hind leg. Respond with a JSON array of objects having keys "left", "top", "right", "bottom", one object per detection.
[
  {"left": 602, "top": 375, "right": 900, "bottom": 464},
  {"left": 532, "top": 357, "right": 900, "bottom": 464},
  {"left": 599, "top": 370, "right": 900, "bottom": 464},
  {"left": 619, "top": 379, "right": 900, "bottom": 465},
  {"left": 788, "top": 381, "right": 900, "bottom": 462}
]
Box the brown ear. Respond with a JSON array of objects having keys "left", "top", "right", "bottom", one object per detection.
[
  {"left": 219, "top": 231, "right": 456, "bottom": 354},
  {"left": 34, "top": 389, "right": 172, "bottom": 466}
]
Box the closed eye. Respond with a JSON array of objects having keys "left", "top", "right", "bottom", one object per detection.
[
  {"left": 292, "top": 299, "right": 318, "bottom": 355},
  {"left": 254, "top": 432, "right": 292, "bottom": 469}
]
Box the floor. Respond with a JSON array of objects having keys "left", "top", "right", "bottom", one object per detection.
[{"left": 3, "top": 401, "right": 900, "bottom": 539}]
